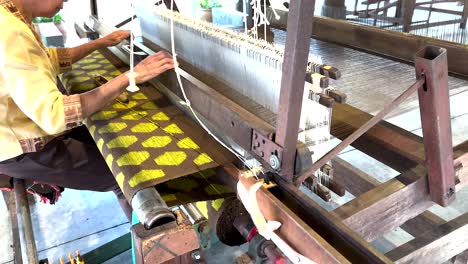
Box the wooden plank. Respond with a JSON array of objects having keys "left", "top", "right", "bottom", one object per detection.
[
  {"left": 332, "top": 165, "right": 434, "bottom": 242},
  {"left": 332, "top": 157, "right": 381, "bottom": 195},
  {"left": 332, "top": 140, "right": 468, "bottom": 242},
  {"left": 401, "top": 211, "right": 446, "bottom": 235},
  {"left": 410, "top": 19, "right": 464, "bottom": 31},
  {"left": 415, "top": 6, "right": 463, "bottom": 16},
  {"left": 386, "top": 212, "right": 468, "bottom": 264},
  {"left": 268, "top": 173, "right": 393, "bottom": 263},
  {"left": 454, "top": 140, "right": 468, "bottom": 192},
  {"left": 267, "top": 8, "right": 468, "bottom": 78},
  {"left": 224, "top": 166, "right": 352, "bottom": 264},
  {"left": 332, "top": 157, "right": 446, "bottom": 236}
]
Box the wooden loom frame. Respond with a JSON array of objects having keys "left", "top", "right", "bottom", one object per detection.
[
  {"left": 86, "top": 0, "right": 468, "bottom": 262},
  {"left": 350, "top": 0, "right": 468, "bottom": 32}
]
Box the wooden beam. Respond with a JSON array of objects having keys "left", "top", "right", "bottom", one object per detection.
[
  {"left": 267, "top": 8, "right": 468, "bottom": 78},
  {"left": 332, "top": 157, "right": 381, "bottom": 195},
  {"left": 415, "top": 6, "right": 463, "bottom": 16},
  {"left": 269, "top": 174, "right": 393, "bottom": 263},
  {"left": 332, "top": 157, "right": 446, "bottom": 237},
  {"left": 331, "top": 139, "right": 468, "bottom": 242},
  {"left": 332, "top": 103, "right": 425, "bottom": 173},
  {"left": 454, "top": 140, "right": 468, "bottom": 192},
  {"left": 401, "top": 211, "right": 446, "bottom": 235},
  {"left": 410, "top": 19, "right": 464, "bottom": 31},
  {"left": 332, "top": 165, "right": 434, "bottom": 242},
  {"left": 401, "top": 0, "right": 416, "bottom": 32},
  {"left": 227, "top": 166, "right": 352, "bottom": 264},
  {"left": 386, "top": 212, "right": 468, "bottom": 264}
]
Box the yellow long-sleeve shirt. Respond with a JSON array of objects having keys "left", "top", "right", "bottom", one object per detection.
[{"left": 0, "top": 1, "right": 83, "bottom": 162}]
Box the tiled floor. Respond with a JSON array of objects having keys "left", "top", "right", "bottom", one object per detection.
[{"left": 0, "top": 190, "right": 129, "bottom": 264}]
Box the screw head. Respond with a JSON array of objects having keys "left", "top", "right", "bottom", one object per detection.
[
  {"left": 269, "top": 155, "right": 280, "bottom": 170},
  {"left": 446, "top": 187, "right": 455, "bottom": 198}
]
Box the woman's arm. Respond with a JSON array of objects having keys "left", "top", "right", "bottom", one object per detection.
[
  {"left": 69, "top": 30, "right": 130, "bottom": 63},
  {"left": 79, "top": 51, "right": 175, "bottom": 118}
]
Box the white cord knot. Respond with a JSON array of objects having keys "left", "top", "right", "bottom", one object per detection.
[
  {"left": 180, "top": 100, "right": 191, "bottom": 107},
  {"left": 125, "top": 72, "right": 140, "bottom": 92}
]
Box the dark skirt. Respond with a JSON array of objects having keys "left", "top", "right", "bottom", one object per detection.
[{"left": 0, "top": 126, "right": 118, "bottom": 192}]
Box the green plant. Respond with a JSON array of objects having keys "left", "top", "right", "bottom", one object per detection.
[
  {"left": 53, "top": 14, "right": 63, "bottom": 23},
  {"left": 32, "top": 14, "right": 63, "bottom": 24},
  {"left": 199, "top": 0, "right": 222, "bottom": 9}
]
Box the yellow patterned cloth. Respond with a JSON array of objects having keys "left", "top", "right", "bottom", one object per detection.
[{"left": 60, "top": 51, "right": 235, "bottom": 204}]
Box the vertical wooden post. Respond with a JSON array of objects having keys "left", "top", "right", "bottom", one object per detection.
[
  {"left": 415, "top": 46, "right": 455, "bottom": 207},
  {"left": 276, "top": 0, "right": 315, "bottom": 182}
]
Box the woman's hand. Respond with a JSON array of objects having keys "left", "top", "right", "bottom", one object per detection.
[
  {"left": 133, "top": 51, "right": 175, "bottom": 84},
  {"left": 101, "top": 30, "right": 131, "bottom": 47}
]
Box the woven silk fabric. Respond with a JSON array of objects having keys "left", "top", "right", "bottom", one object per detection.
[{"left": 61, "top": 51, "right": 235, "bottom": 204}]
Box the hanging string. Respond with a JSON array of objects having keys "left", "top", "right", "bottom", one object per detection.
[
  {"left": 168, "top": 0, "right": 263, "bottom": 177},
  {"left": 263, "top": 0, "right": 267, "bottom": 41},
  {"left": 243, "top": 0, "right": 248, "bottom": 36},
  {"left": 126, "top": 0, "right": 140, "bottom": 92},
  {"left": 250, "top": 0, "right": 271, "bottom": 40},
  {"left": 300, "top": 68, "right": 334, "bottom": 188}
]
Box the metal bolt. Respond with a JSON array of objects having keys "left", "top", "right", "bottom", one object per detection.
[
  {"left": 446, "top": 187, "right": 455, "bottom": 198},
  {"left": 269, "top": 155, "right": 281, "bottom": 170},
  {"left": 191, "top": 251, "right": 201, "bottom": 260}
]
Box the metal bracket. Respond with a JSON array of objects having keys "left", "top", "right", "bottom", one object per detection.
[{"left": 251, "top": 130, "right": 283, "bottom": 171}]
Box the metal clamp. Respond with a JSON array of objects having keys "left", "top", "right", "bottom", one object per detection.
[{"left": 251, "top": 130, "right": 283, "bottom": 171}]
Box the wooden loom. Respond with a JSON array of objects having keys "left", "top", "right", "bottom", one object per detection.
[
  {"left": 71, "top": 0, "right": 468, "bottom": 263},
  {"left": 351, "top": 0, "right": 468, "bottom": 32}
]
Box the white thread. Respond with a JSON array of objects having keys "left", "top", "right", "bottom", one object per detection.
[
  {"left": 169, "top": 1, "right": 261, "bottom": 177},
  {"left": 250, "top": 0, "right": 271, "bottom": 40},
  {"left": 126, "top": 1, "right": 140, "bottom": 92},
  {"left": 243, "top": 0, "right": 248, "bottom": 36},
  {"left": 264, "top": 0, "right": 267, "bottom": 41}
]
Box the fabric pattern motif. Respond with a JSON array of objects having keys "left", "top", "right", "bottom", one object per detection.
[{"left": 61, "top": 51, "right": 235, "bottom": 203}]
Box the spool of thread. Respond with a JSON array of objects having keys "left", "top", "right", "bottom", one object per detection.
[{"left": 126, "top": 72, "right": 140, "bottom": 92}]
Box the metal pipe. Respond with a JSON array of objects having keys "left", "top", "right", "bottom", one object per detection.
[
  {"left": 180, "top": 203, "right": 205, "bottom": 224},
  {"left": 13, "top": 178, "right": 38, "bottom": 264},
  {"left": 131, "top": 187, "right": 176, "bottom": 230},
  {"left": 295, "top": 78, "right": 424, "bottom": 185}
]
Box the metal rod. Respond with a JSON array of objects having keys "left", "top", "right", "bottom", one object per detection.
[
  {"left": 13, "top": 179, "right": 38, "bottom": 264},
  {"left": 275, "top": 0, "right": 316, "bottom": 181},
  {"left": 90, "top": 0, "right": 98, "bottom": 17},
  {"left": 180, "top": 203, "right": 206, "bottom": 224},
  {"left": 3, "top": 191, "right": 23, "bottom": 264},
  {"left": 295, "top": 78, "right": 424, "bottom": 185},
  {"left": 131, "top": 187, "right": 176, "bottom": 230}
]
